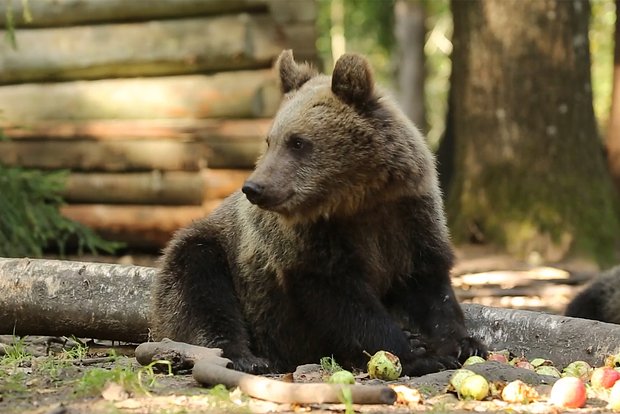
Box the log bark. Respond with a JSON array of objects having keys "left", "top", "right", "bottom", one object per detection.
[
  {"left": 462, "top": 303, "right": 620, "bottom": 368},
  {"left": 267, "top": 0, "right": 317, "bottom": 24},
  {"left": 203, "top": 169, "right": 251, "bottom": 200},
  {"left": 0, "top": 258, "right": 154, "bottom": 342},
  {"left": 62, "top": 171, "right": 207, "bottom": 205},
  {"left": 0, "top": 0, "right": 268, "bottom": 28},
  {"left": 60, "top": 203, "right": 222, "bottom": 248},
  {"left": 193, "top": 360, "right": 397, "bottom": 405},
  {"left": 0, "top": 140, "right": 209, "bottom": 172},
  {"left": 2, "top": 119, "right": 273, "bottom": 141},
  {"left": 61, "top": 169, "right": 250, "bottom": 205},
  {"left": 0, "top": 139, "right": 263, "bottom": 171},
  {"left": 1, "top": 258, "right": 619, "bottom": 367},
  {"left": 0, "top": 14, "right": 284, "bottom": 84},
  {"left": 0, "top": 72, "right": 280, "bottom": 121}
]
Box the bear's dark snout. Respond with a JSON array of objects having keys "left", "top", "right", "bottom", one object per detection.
[{"left": 242, "top": 181, "right": 265, "bottom": 205}]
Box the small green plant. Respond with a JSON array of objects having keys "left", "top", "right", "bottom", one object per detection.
[
  {"left": 0, "top": 165, "right": 123, "bottom": 257},
  {"left": 320, "top": 355, "right": 343, "bottom": 374},
  {"left": 0, "top": 336, "right": 31, "bottom": 368},
  {"left": 60, "top": 337, "right": 89, "bottom": 360},
  {"left": 75, "top": 359, "right": 170, "bottom": 397}
]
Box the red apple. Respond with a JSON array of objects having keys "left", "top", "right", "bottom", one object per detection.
[
  {"left": 549, "top": 377, "right": 587, "bottom": 408},
  {"left": 487, "top": 352, "right": 509, "bottom": 364},
  {"left": 591, "top": 366, "right": 620, "bottom": 390}
]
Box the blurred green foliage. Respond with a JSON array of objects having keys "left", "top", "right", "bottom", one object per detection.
[
  {"left": 0, "top": 148, "right": 119, "bottom": 257},
  {"left": 316, "top": 0, "right": 616, "bottom": 145},
  {"left": 0, "top": 164, "right": 122, "bottom": 257},
  {"left": 590, "top": 0, "right": 616, "bottom": 134}
]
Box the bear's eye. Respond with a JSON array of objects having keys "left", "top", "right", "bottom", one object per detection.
[{"left": 287, "top": 134, "right": 308, "bottom": 152}]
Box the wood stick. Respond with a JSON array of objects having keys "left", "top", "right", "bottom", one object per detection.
[
  {"left": 135, "top": 339, "right": 230, "bottom": 371},
  {"left": 192, "top": 359, "right": 397, "bottom": 405},
  {"left": 0, "top": 15, "right": 283, "bottom": 84}
]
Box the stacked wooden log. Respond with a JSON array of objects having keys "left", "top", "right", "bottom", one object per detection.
[{"left": 0, "top": 0, "right": 318, "bottom": 249}]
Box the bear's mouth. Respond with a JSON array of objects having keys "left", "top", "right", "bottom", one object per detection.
[{"left": 247, "top": 191, "right": 295, "bottom": 212}]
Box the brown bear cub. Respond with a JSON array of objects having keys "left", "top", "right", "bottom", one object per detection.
[
  {"left": 152, "top": 50, "right": 486, "bottom": 376},
  {"left": 565, "top": 265, "right": 620, "bottom": 324}
]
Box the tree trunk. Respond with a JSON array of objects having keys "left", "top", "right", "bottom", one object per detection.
[
  {"left": 447, "top": 0, "right": 620, "bottom": 263},
  {"left": 607, "top": 0, "right": 620, "bottom": 195},
  {"left": 0, "top": 258, "right": 153, "bottom": 342},
  {"left": 394, "top": 0, "right": 426, "bottom": 130}
]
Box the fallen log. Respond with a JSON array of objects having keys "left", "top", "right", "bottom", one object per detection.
[
  {"left": 0, "top": 72, "right": 279, "bottom": 121},
  {"left": 462, "top": 303, "right": 620, "bottom": 367},
  {"left": 192, "top": 359, "right": 397, "bottom": 404},
  {"left": 2, "top": 119, "right": 273, "bottom": 141},
  {"left": 2, "top": 258, "right": 620, "bottom": 367},
  {"left": 62, "top": 171, "right": 207, "bottom": 205},
  {"left": 60, "top": 203, "right": 222, "bottom": 248},
  {"left": 0, "top": 140, "right": 210, "bottom": 172},
  {"left": 61, "top": 169, "right": 250, "bottom": 205},
  {"left": 0, "top": 0, "right": 267, "bottom": 28},
  {"left": 268, "top": 0, "right": 317, "bottom": 24},
  {"left": 135, "top": 338, "right": 230, "bottom": 371},
  {"left": 0, "top": 258, "right": 154, "bottom": 342},
  {"left": 0, "top": 140, "right": 263, "bottom": 172},
  {"left": 0, "top": 14, "right": 284, "bottom": 84},
  {"left": 203, "top": 169, "right": 251, "bottom": 200}
]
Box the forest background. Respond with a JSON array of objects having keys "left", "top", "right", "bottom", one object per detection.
[{"left": 1, "top": 0, "right": 619, "bottom": 267}]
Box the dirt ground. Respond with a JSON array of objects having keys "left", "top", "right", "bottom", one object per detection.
[{"left": 0, "top": 245, "right": 611, "bottom": 414}]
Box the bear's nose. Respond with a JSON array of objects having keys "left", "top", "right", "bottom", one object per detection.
[{"left": 242, "top": 181, "right": 264, "bottom": 204}]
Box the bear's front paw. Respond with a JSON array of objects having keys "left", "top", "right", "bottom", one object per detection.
[
  {"left": 457, "top": 336, "right": 488, "bottom": 363},
  {"left": 402, "top": 354, "right": 460, "bottom": 377},
  {"left": 231, "top": 355, "right": 271, "bottom": 374},
  {"left": 403, "top": 330, "right": 429, "bottom": 357}
]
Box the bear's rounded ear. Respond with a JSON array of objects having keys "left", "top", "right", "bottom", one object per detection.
[
  {"left": 331, "top": 54, "right": 374, "bottom": 105},
  {"left": 276, "top": 50, "right": 318, "bottom": 94}
]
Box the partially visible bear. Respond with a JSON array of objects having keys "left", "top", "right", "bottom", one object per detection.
[
  {"left": 151, "top": 50, "right": 486, "bottom": 375},
  {"left": 565, "top": 266, "right": 620, "bottom": 324}
]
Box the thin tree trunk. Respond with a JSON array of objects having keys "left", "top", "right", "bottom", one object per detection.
[
  {"left": 394, "top": 0, "right": 426, "bottom": 130},
  {"left": 448, "top": 0, "right": 620, "bottom": 263},
  {"left": 607, "top": 0, "right": 620, "bottom": 194}
]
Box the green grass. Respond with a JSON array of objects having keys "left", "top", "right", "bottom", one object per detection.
[
  {"left": 320, "top": 355, "right": 343, "bottom": 374},
  {"left": 0, "top": 337, "right": 31, "bottom": 368}
]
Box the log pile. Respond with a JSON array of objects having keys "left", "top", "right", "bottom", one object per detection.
[{"left": 0, "top": 0, "right": 318, "bottom": 249}]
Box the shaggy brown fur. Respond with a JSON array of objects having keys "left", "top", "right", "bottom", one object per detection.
[
  {"left": 565, "top": 265, "right": 620, "bottom": 324},
  {"left": 151, "top": 50, "right": 486, "bottom": 375}
]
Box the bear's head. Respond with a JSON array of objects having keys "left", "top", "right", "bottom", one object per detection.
[{"left": 242, "top": 50, "right": 436, "bottom": 222}]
